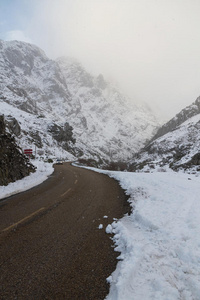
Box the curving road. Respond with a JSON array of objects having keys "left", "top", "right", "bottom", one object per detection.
[{"left": 0, "top": 163, "right": 129, "bottom": 299}]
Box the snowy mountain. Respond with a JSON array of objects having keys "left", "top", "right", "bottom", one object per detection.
[
  {"left": 0, "top": 40, "right": 159, "bottom": 162},
  {"left": 130, "top": 97, "right": 200, "bottom": 172}
]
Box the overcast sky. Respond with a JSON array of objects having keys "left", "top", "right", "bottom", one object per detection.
[{"left": 1, "top": 0, "right": 200, "bottom": 120}]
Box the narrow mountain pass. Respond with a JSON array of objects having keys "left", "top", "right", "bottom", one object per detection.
[{"left": 0, "top": 163, "right": 129, "bottom": 299}]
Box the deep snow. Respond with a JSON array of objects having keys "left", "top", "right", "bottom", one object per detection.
[
  {"left": 80, "top": 164, "right": 200, "bottom": 299},
  {"left": 103, "top": 170, "right": 200, "bottom": 300},
  {"left": 1, "top": 161, "right": 200, "bottom": 300}
]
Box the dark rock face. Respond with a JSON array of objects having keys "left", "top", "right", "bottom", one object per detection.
[
  {"left": 5, "top": 115, "right": 21, "bottom": 136},
  {"left": 0, "top": 115, "right": 35, "bottom": 186},
  {"left": 190, "top": 153, "right": 200, "bottom": 165},
  {"left": 176, "top": 153, "right": 200, "bottom": 170},
  {"left": 96, "top": 74, "right": 107, "bottom": 90},
  {"left": 48, "top": 121, "right": 75, "bottom": 145},
  {"left": 29, "top": 131, "right": 43, "bottom": 148}
]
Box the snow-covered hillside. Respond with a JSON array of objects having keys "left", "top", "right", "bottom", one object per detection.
[
  {"left": 151, "top": 96, "right": 200, "bottom": 141},
  {"left": 57, "top": 57, "right": 159, "bottom": 161},
  {"left": 129, "top": 97, "right": 200, "bottom": 172},
  {"left": 0, "top": 40, "right": 159, "bottom": 161}
]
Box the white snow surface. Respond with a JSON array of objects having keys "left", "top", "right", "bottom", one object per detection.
[
  {"left": 0, "top": 160, "right": 54, "bottom": 200},
  {"left": 106, "top": 171, "right": 200, "bottom": 300},
  {"left": 82, "top": 165, "right": 200, "bottom": 300}
]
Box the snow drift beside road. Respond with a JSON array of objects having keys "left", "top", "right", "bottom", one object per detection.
[
  {"left": 103, "top": 170, "right": 200, "bottom": 300},
  {"left": 81, "top": 163, "right": 200, "bottom": 300},
  {"left": 0, "top": 161, "right": 54, "bottom": 200}
]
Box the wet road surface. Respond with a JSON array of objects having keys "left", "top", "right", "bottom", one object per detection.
[{"left": 0, "top": 163, "right": 129, "bottom": 299}]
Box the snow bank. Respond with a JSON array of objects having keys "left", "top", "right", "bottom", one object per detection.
[
  {"left": 82, "top": 164, "right": 200, "bottom": 300},
  {"left": 0, "top": 160, "right": 54, "bottom": 200},
  {"left": 104, "top": 171, "right": 200, "bottom": 300}
]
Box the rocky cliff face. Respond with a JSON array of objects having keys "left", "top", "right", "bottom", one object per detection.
[
  {"left": 0, "top": 115, "right": 35, "bottom": 186},
  {"left": 0, "top": 40, "right": 71, "bottom": 114},
  {"left": 0, "top": 40, "right": 159, "bottom": 162}
]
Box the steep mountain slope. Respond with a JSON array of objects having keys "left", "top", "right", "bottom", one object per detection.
[
  {"left": 0, "top": 39, "right": 76, "bottom": 159},
  {"left": 0, "top": 40, "right": 159, "bottom": 161},
  {"left": 56, "top": 57, "right": 159, "bottom": 161},
  {"left": 130, "top": 97, "right": 200, "bottom": 172},
  {"left": 0, "top": 40, "right": 71, "bottom": 113},
  {"left": 151, "top": 96, "right": 200, "bottom": 141}
]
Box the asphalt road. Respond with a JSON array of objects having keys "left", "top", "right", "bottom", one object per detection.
[{"left": 0, "top": 163, "right": 129, "bottom": 299}]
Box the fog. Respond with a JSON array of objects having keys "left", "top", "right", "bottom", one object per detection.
[{"left": 3, "top": 0, "right": 200, "bottom": 119}]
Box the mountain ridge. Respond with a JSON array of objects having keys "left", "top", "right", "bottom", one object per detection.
[
  {"left": 150, "top": 96, "right": 200, "bottom": 141},
  {"left": 129, "top": 97, "right": 200, "bottom": 172}
]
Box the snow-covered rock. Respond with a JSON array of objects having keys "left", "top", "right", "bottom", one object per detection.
[
  {"left": 129, "top": 97, "right": 200, "bottom": 172},
  {"left": 0, "top": 115, "right": 35, "bottom": 185}
]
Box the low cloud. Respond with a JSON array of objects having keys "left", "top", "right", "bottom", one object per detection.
[
  {"left": 5, "top": 30, "right": 32, "bottom": 44},
  {"left": 4, "top": 0, "right": 200, "bottom": 120}
]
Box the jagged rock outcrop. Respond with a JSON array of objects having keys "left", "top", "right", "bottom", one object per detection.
[
  {"left": 0, "top": 115, "right": 35, "bottom": 186},
  {"left": 5, "top": 115, "right": 21, "bottom": 136},
  {"left": 0, "top": 39, "right": 71, "bottom": 114},
  {"left": 47, "top": 122, "right": 75, "bottom": 144},
  {"left": 47, "top": 121, "right": 76, "bottom": 152}
]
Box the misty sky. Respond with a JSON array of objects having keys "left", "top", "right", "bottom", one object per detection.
[{"left": 1, "top": 0, "right": 200, "bottom": 120}]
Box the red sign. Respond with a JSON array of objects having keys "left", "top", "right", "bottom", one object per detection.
[{"left": 24, "top": 149, "right": 33, "bottom": 155}]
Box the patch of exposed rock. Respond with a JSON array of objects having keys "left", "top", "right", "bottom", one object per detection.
[
  {"left": 0, "top": 115, "right": 36, "bottom": 186},
  {"left": 5, "top": 115, "right": 21, "bottom": 136},
  {"left": 47, "top": 121, "right": 76, "bottom": 153}
]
